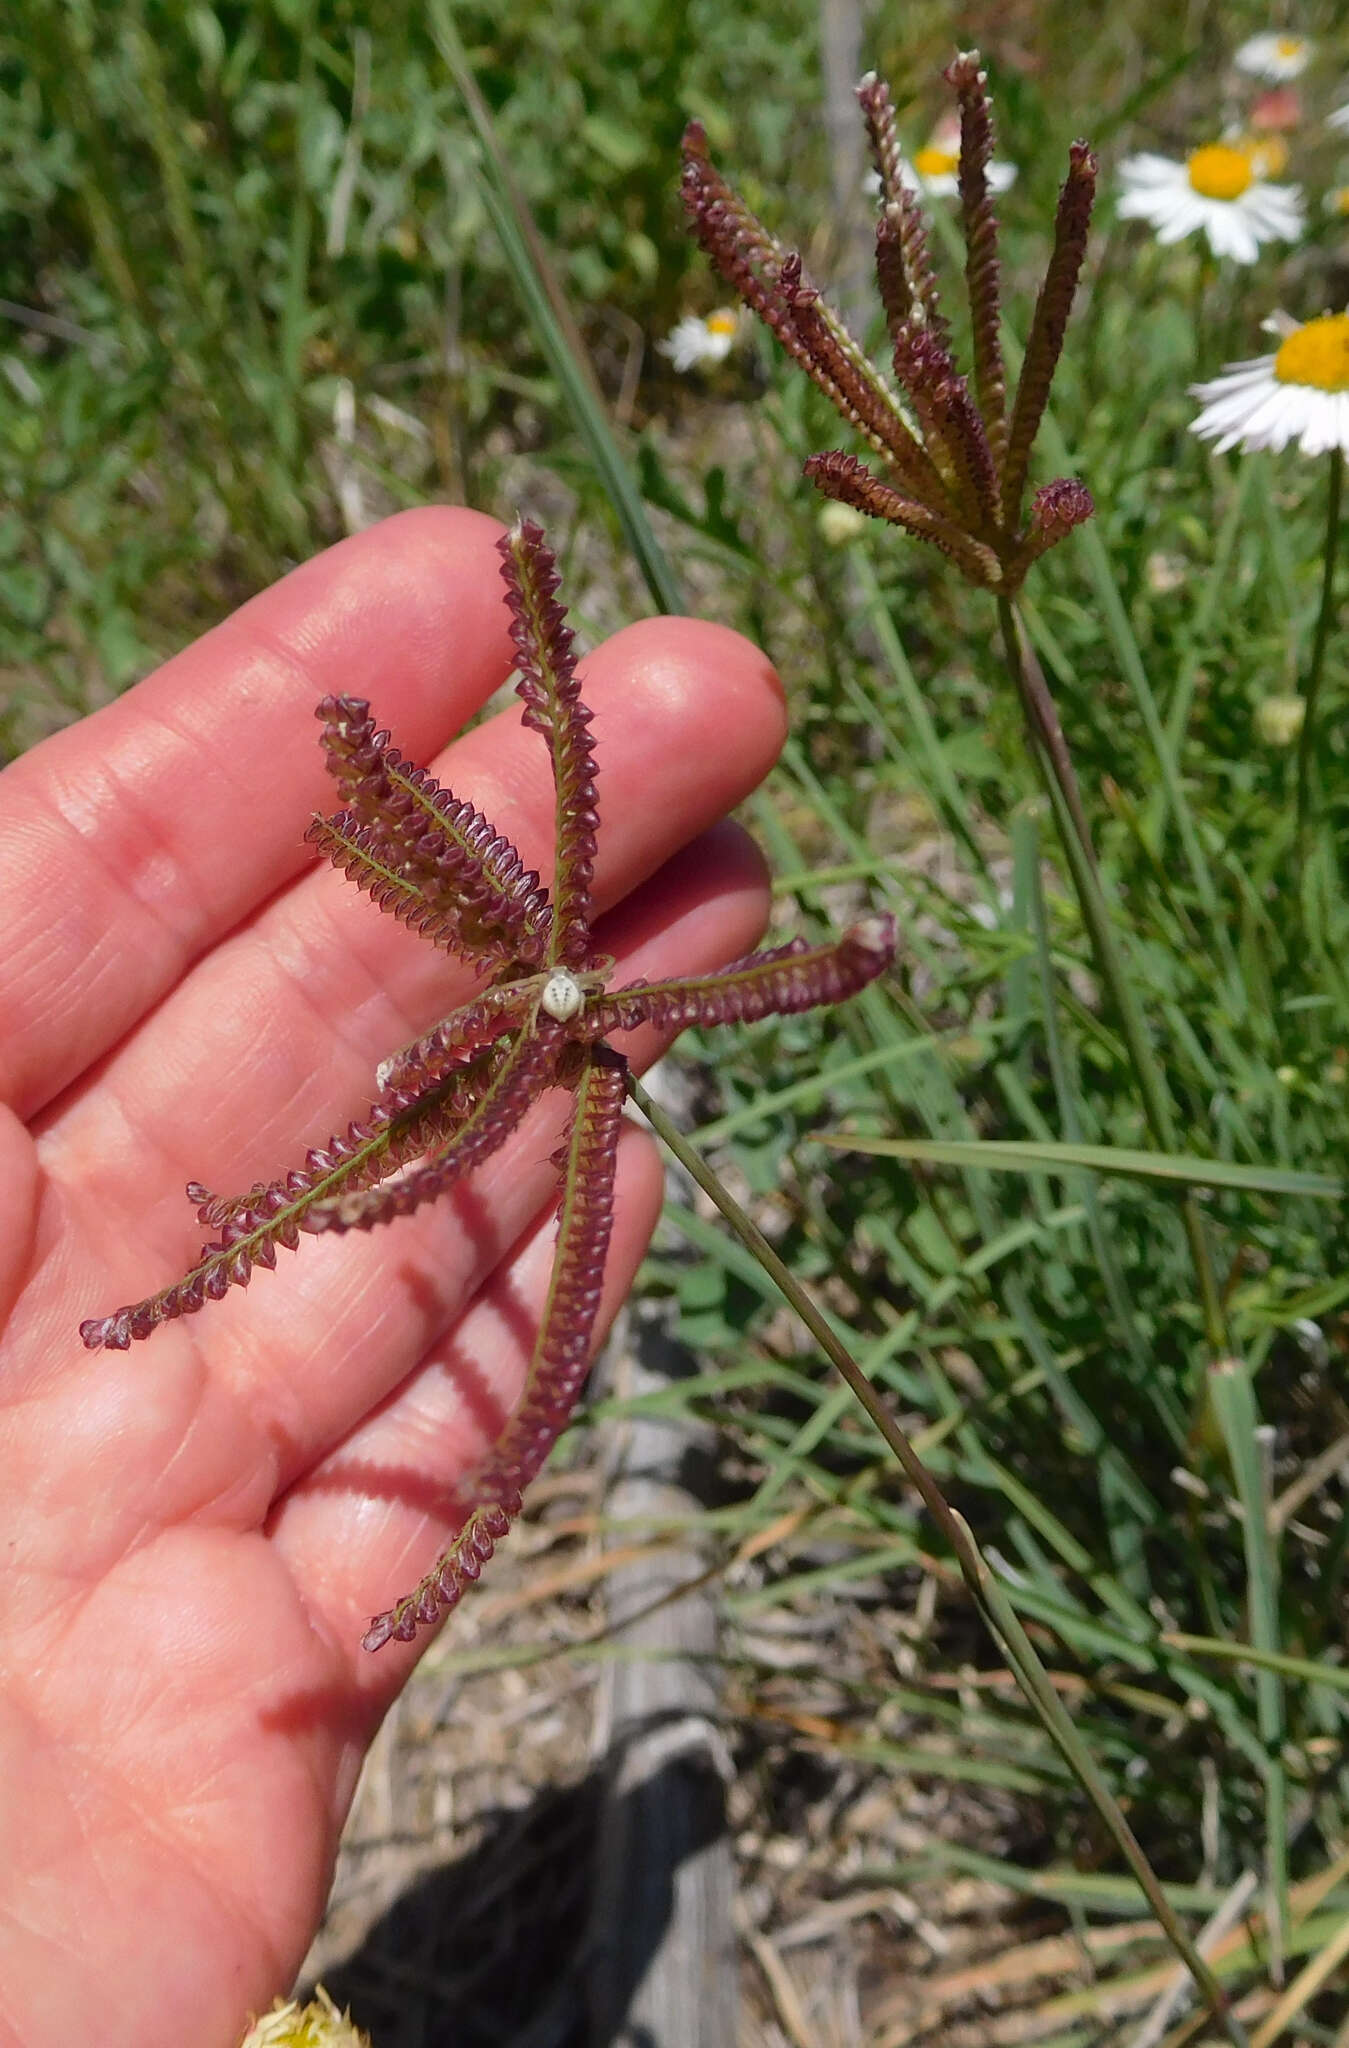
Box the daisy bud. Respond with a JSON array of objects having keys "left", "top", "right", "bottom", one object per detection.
[
  {"left": 1254, "top": 694, "right": 1306, "bottom": 746},
  {"left": 818, "top": 499, "right": 870, "bottom": 546}
]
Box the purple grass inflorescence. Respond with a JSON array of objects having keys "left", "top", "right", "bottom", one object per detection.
[
  {"left": 679, "top": 53, "right": 1098, "bottom": 594},
  {"left": 80, "top": 519, "right": 896, "bottom": 1652}
]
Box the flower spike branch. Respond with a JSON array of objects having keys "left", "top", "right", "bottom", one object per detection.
[
  {"left": 80, "top": 518, "right": 896, "bottom": 1651},
  {"left": 679, "top": 55, "right": 1097, "bottom": 595}
]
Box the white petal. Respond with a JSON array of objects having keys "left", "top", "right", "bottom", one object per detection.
[
  {"left": 1155, "top": 212, "right": 1198, "bottom": 245},
  {"left": 1290, "top": 390, "right": 1328, "bottom": 452},
  {"left": 1204, "top": 204, "right": 1259, "bottom": 263},
  {"left": 1154, "top": 192, "right": 1210, "bottom": 242},
  {"left": 1197, "top": 380, "right": 1293, "bottom": 453},
  {"left": 1190, "top": 357, "right": 1279, "bottom": 404},
  {"left": 1190, "top": 369, "right": 1285, "bottom": 447},
  {"left": 1117, "top": 153, "right": 1186, "bottom": 189},
  {"left": 1171, "top": 193, "right": 1214, "bottom": 234},
  {"left": 1329, "top": 104, "right": 1349, "bottom": 133},
  {"left": 1245, "top": 183, "right": 1305, "bottom": 238},
  {"left": 1234, "top": 32, "right": 1274, "bottom": 71},
  {"left": 1237, "top": 385, "right": 1304, "bottom": 449},
  {"left": 1297, "top": 392, "right": 1348, "bottom": 457},
  {"left": 658, "top": 316, "right": 731, "bottom": 372}
]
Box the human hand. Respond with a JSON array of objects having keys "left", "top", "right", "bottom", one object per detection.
[{"left": 0, "top": 508, "right": 785, "bottom": 2045}]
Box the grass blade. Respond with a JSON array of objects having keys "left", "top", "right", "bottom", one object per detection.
[
  {"left": 428, "top": 0, "right": 684, "bottom": 616},
  {"left": 816, "top": 1134, "right": 1342, "bottom": 1201}
]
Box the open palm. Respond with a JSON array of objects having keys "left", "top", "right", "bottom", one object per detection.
[{"left": 0, "top": 507, "right": 786, "bottom": 2046}]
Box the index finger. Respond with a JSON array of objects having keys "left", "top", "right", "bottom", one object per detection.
[{"left": 0, "top": 507, "right": 516, "bottom": 1123}]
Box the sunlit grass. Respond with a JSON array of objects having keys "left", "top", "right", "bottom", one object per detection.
[{"left": 8, "top": 2, "right": 1349, "bottom": 2037}]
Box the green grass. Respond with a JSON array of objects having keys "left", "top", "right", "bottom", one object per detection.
[{"left": 9, "top": 0, "right": 1349, "bottom": 2038}]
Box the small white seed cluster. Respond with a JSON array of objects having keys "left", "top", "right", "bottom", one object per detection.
[{"left": 539, "top": 969, "right": 587, "bottom": 1022}]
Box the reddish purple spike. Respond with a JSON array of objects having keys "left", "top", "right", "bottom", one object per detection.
[
  {"left": 677, "top": 65, "right": 1096, "bottom": 599},
  {"left": 77, "top": 1080, "right": 502, "bottom": 1351},
  {"left": 777, "top": 257, "right": 950, "bottom": 508},
  {"left": 311, "top": 697, "right": 552, "bottom": 971},
  {"left": 1002, "top": 141, "right": 1098, "bottom": 526},
  {"left": 305, "top": 1026, "right": 562, "bottom": 1235},
  {"left": 678, "top": 127, "right": 938, "bottom": 498},
  {"left": 362, "top": 1051, "right": 627, "bottom": 1649},
  {"left": 855, "top": 73, "right": 948, "bottom": 345},
  {"left": 804, "top": 452, "right": 1002, "bottom": 587},
  {"left": 944, "top": 51, "right": 1007, "bottom": 470},
  {"left": 497, "top": 521, "right": 600, "bottom": 972},
  {"left": 1005, "top": 477, "right": 1095, "bottom": 587},
  {"left": 589, "top": 918, "right": 897, "bottom": 1037},
  {"left": 889, "top": 327, "right": 999, "bottom": 540}
]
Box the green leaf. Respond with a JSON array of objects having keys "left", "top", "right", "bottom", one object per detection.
[
  {"left": 579, "top": 113, "right": 646, "bottom": 173},
  {"left": 816, "top": 1134, "right": 1342, "bottom": 1201}
]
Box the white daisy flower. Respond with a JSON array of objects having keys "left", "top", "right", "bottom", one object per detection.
[
  {"left": 1115, "top": 143, "right": 1304, "bottom": 262},
  {"left": 1189, "top": 311, "right": 1349, "bottom": 455},
  {"left": 1234, "top": 32, "right": 1313, "bottom": 82},
  {"left": 658, "top": 308, "right": 739, "bottom": 373}
]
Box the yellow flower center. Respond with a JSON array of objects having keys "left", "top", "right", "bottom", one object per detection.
[
  {"left": 705, "top": 310, "right": 738, "bottom": 337},
  {"left": 1274, "top": 314, "right": 1349, "bottom": 392},
  {"left": 914, "top": 146, "right": 959, "bottom": 178},
  {"left": 1277, "top": 35, "right": 1304, "bottom": 58},
  {"left": 1186, "top": 143, "right": 1255, "bottom": 201},
  {"left": 1331, "top": 186, "right": 1349, "bottom": 217}
]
